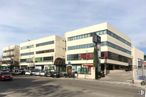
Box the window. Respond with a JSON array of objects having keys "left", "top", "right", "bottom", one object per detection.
[
  {"left": 35, "top": 57, "right": 43, "bottom": 62},
  {"left": 43, "top": 57, "right": 53, "bottom": 62},
  {"left": 36, "top": 41, "right": 54, "bottom": 47},
  {"left": 20, "top": 58, "right": 33, "bottom": 63},
  {"left": 4, "top": 49, "right": 14, "bottom": 53},
  {"left": 21, "top": 52, "right": 34, "bottom": 56},
  {"left": 21, "top": 45, "right": 34, "bottom": 50},
  {"left": 67, "top": 53, "right": 93, "bottom": 61},
  {"left": 101, "top": 51, "right": 129, "bottom": 63},
  {"left": 68, "top": 43, "right": 94, "bottom": 50},
  {"left": 35, "top": 56, "right": 53, "bottom": 62},
  {"left": 36, "top": 49, "right": 54, "bottom": 54},
  {"left": 107, "top": 30, "right": 131, "bottom": 46},
  {"left": 101, "top": 41, "right": 131, "bottom": 55},
  {"left": 68, "top": 30, "right": 106, "bottom": 41}
]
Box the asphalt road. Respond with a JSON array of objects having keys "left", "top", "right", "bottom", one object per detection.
[{"left": 0, "top": 76, "right": 144, "bottom": 97}]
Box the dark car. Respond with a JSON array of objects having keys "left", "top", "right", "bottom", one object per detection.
[
  {"left": 50, "top": 72, "right": 64, "bottom": 78},
  {"left": 0, "top": 72, "right": 13, "bottom": 81},
  {"left": 44, "top": 71, "right": 51, "bottom": 77}
]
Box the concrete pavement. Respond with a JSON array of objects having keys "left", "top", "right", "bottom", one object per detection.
[{"left": 0, "top": 76, "right": 144, "bottom": 97}]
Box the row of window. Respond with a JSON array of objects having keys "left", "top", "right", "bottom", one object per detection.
[
  {"left": 106, "top": 30, "right": 131, "bottom": 46},
  {"left": 68, "top": 41, "right": 131, "bottom": 54},
  {"left": 21, "top": 45, "right": 34, "bottom": 50},
  {"left": 21, "top": 41, "right": 54, "bottom": 50},
  {"left": 20, "top": 58, "right": 33, "bottom": 63},
  {"left": 20, "top": 56, "right": 53, "bottom": 63},
  {"left": 36, "top": 49, "right": 54, "bottom": 54},
  {"left": 101, "top": 41, "right": 131, "bottom": 54},
  {"left": 21, "top": 52, "right": 34, "bottom": 56},
  {"left": 67, "top": 29, "right": 131, "bottom": 47},
  {"left": 67, "top": 30, "right": 106, "bottom": 41},
  {"left": 35, "top": 56, "right": 53, "bottom": 62},
  {"left": 101, "top": 51, "right": 130, "bottom": 63},
  {"left": 36, "top": 41, "right": 54, "bottom": 47},
  {"left": 2, "top": 55, "right": 14, "bottom": 58},
  {"left": 4, "top": 49, "right": 14, "bottom": 53},
  {"left": 68, "top": 43, "right": 94, "bottom": 50},
  {"left": 20, "top": 49, "right": 54, "bottom": 56},
  {"left": 67, "top": 53, "right": 93, "bottom": 61},
  {"left": 67, "top": 51, "right": 131, "bottom": 63}
]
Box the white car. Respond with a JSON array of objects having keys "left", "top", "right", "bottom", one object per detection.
[
  {"left": 39, "top": 71, "right": 46, "bottom": 76},
  {"left": 25, "top": 70, "right": 31, "bottom": 75},
  {"left": 33, "top": 70, "right": 40, "bottom": 76}
]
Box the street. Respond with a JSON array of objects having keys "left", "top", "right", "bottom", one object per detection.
[{"left": 0, "top": 76, "right": 144, "bottom": 97}]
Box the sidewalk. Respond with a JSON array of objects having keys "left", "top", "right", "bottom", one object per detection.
[{"left": 59, "top": 77, "right": 146, "bottom": 89}]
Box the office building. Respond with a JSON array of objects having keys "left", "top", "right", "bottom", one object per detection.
[
  {"left": 2, "top": 45, "right": 20, "bottom": 66},
  {"left": 20, "top": 35, "right": 65, "bottom": 70},
  {"left": 132, "top": 47, "right": 144, "bottom": 82},
  {"left": 65, "top": 22, "right": 132, "bottom": 78}
]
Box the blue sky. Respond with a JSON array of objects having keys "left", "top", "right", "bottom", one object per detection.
[{"left": 0, "top": 0, "right": 146, "bottom": 55}]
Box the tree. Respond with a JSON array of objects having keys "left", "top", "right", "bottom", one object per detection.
[
  {"left": 93, "top": 46, "right": 100, "bottom": 79},
  {"left": 54, "top": 58, "right": 65, "bottom": 72}
]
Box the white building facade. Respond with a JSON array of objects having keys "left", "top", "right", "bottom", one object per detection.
[
  {"left": 2, "top": 45, "right": 20, "bottom": 66},
  {"left": 20, "top": 35, "right": 65, "bottom": 70},
  {"left": 132, "top": 47, "right": 144, "bottom": 82},
  {"left": 65, "top": 22, "right": 132, "bottom": 76}
]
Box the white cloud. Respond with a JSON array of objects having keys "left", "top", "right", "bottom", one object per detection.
[{"left": 0, "top": 0, "right": 146, "bottom": 55}]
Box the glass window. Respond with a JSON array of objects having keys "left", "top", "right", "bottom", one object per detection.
[
  {"left": 21, "top": 52, "right": 34, "bottom": 56},
  {"left": 36, "top": 41, "right": 54, "bottom": 47}
]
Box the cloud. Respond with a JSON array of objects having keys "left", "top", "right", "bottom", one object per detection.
[{"left": 0, "top": 0, "right": 146, "bottom": 55}]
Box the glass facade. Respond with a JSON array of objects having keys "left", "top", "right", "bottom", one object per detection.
[
  {"left": 68, "top": 41, "right": 131, "bottom": 54},
  {"left": 106, "top": 30, "right": 131, "bottom": 46},
  {"left": 36, "top": 41, "right": 54, "bottom": 47},
  {"left": 101, "top": 41, "right": 131, "bottom": 54},
  {"left": 67, "top": 29, "right": 131, "bottom": 47},
  {"left": 68, "top": 43, "right": 94, "bottom": 50}
]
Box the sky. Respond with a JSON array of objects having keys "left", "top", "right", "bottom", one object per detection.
[{"left": 0, "top": 0, "right": 146, "bottom": 55}]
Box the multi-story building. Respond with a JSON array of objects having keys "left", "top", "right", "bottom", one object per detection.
[
  {"left": 2, "top": 45, "right": 20, "bottom": 66},
  {"left": 65, "top": 22, "right": 132, "bottom": 76},
  {"left": 20, "top": 35, "right": 65, "bottom": 70},
  {"left": 132, "top": 47, "right": 144, "bottom": 81}
]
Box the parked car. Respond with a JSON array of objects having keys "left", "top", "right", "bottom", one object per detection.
[
  {"left": 50, "top": 72, "right": 64, "bottom": 78},
  {"left": 25, "top": 70, "right": 31, "bottom": 75},
  {"left": 12, "top": 69, "right": 22, "bottom": 75},
  {"left": 30, "top": 69, "right": 36, "bottom": 75},
  {"left": 32, "top": 69, "right": 41, "bottom": 76},
  {"left": 0, "top": 72, "right": 13, "bottom": 81},
  {"left": 45, "top": 71, "right": 51, "bottom": 77},
  {"left": 39, "top": 71, "right": 46, "bottom": 76}
]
